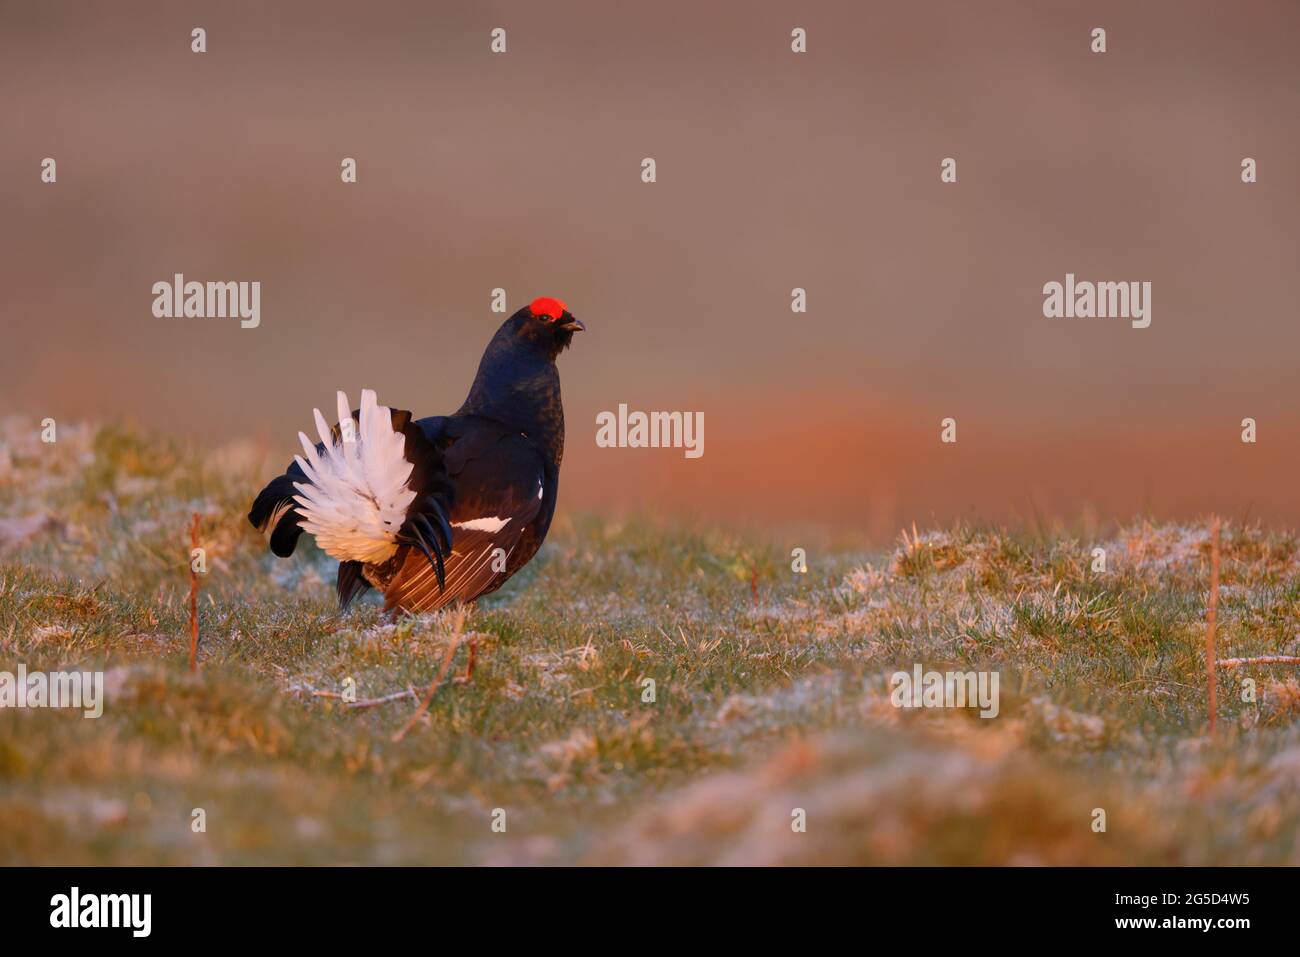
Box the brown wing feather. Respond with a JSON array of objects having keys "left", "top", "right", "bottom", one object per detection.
[
  {"left": 382, "top": 524, "right": 524, "bottom": 613},
  {"left": 381, "top": 425, "right": 546, "bottom": 614}
]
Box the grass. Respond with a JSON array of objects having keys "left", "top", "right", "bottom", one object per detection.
[{"left": 2, "top": 417, "right": 1300, "bottom": 864}]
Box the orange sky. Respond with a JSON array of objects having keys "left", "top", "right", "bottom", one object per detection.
[{"left": 3, "top": 1, "right": 1298, "bottom": 539}]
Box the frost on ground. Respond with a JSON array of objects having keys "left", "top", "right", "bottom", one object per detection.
[{"left": 1, "top": 420, "right": 1300, "bottom": 864}]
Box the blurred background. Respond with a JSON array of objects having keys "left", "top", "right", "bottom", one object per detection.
[{"left": 3, "top": 0, "right": 1298, "bottom": 541}]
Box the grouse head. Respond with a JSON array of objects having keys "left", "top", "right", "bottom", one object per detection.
[
  {"left": 459, "top": 296, "right": 584, "bottom": 440},
  {"left": 503, "top": 296, "right": 585, "bottom": 361}
]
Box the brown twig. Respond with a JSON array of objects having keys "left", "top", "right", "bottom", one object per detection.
[
  {"left": 1205, "top": 518, "right": 1220, "bottom": 734},
  {"left": 308, "top": 688, "right": 418, "bottom": 709},
  {"left": 1217, "top": 655, "right": 1300, "bottom": 669},
  {"left": 453, "top": 635, "right": 478, "bottom": 685},
  {"left": 188, "top": 512, "right": 200, "bottom": 674},
  {"left": 391, "top": 606, "right": 466, "bottom": 742}
]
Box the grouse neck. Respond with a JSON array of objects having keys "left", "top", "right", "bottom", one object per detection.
[{"left": 458, "top": 351, "right": 565, "bottom": 459}]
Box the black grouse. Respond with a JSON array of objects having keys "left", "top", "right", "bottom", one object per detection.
[{"left": 248, "top": 297, "right": 584, "bottom": 613}]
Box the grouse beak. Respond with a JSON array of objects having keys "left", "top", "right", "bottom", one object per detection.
[{"left": 559, "top": 312, "right": 585, "bottom": 332}]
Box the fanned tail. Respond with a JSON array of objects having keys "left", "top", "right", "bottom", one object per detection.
[
  {"left": 290, "top": 390, "right": 416, "bottom": 565},
  {"left": 248, "top": 389, "right": 455, "bottom": 610}
]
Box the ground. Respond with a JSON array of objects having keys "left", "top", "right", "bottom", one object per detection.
[{"left": 2, "top": 417, "right": 1299, "bottom": 865}]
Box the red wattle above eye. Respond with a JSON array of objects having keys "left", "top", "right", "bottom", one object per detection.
[{"left": 529, "top": 296, "right": 567, "bottom": 321}]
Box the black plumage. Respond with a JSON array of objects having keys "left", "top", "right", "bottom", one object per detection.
[{"left": 248, "top": 297, "right": 583, "bottom": 614}]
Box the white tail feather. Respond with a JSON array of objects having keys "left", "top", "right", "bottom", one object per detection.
[{"left": 291, "top": 389, "right": 415, "bottom": 564}]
